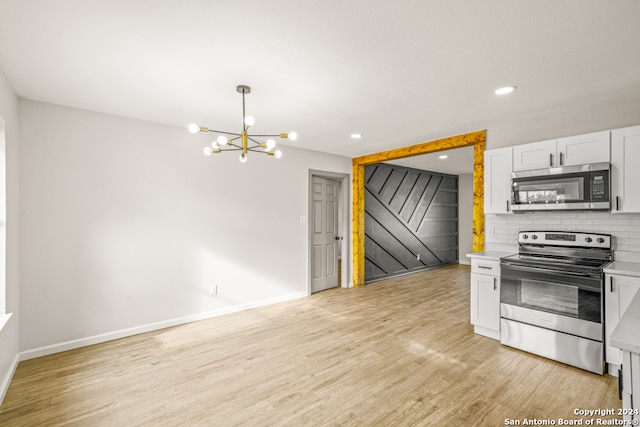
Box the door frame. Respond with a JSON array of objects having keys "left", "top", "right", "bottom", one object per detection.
[
  {"left": 308, "top": 170, "right": 351, "bottom": 295},
  {"left": 352, "top": 130, "right": 487, "bottom": 287}
]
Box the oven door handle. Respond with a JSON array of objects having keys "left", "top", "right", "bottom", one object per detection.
[{"left": 501, "top": 262, "right": 599, "bottom": 279}]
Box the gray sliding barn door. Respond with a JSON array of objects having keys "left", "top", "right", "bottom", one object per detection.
[{"left": 364, "top": 163, "right": 458, "bottom": 283}]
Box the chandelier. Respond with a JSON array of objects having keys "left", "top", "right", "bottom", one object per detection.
[{"left": 188, "top": 85, "right": 297, "bottom": 163}]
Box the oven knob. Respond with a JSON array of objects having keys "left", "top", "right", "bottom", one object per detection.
[
  {"left": 597, "top": 238, "right": 605, "bottom": 244},
  {"left": 531, "top": 235, "right": 538, "bottom": 240},
  {"left": 585, "top": 237, "right": 593, "bottom": 243},
  {"left": 522, "top": 234, "right": 529, "bottom": 240}
]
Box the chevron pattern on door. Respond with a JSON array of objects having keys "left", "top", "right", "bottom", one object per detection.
[{"left": 364, "top": 163, "right": 458, "bottom": 283}]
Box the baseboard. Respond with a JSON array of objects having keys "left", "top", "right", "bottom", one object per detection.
[
  {"left": 0, "top": 353, "right": 19, "bottom": 405},
  {"left": 19, "top": 291, "right": 307, "bottom": 361}
]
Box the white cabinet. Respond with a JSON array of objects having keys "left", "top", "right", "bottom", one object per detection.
[
  {"left": 558, "top": 131, "right": 610, "bottom": 167},
  {"left": 470, "top": 258, "right": 501, "bottom": 340},
  {"left": 513, "top": 139, "right": 556, "bottom": 171},
  {"left": 513, "top": 131, "right": 610, "bottom": 172},
  {"left": 612, "top": 125, "right": 640, "bottom": 213},
  {"left": 605, "top": 273, "right": 640, "bottom": 368},
  {"left": 484, "top": 147, "right": 513, "bottom": 214}
]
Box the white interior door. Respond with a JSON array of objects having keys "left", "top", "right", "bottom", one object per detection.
[{"left": 311, "top": 176, "right": 339, "bottom": 293}]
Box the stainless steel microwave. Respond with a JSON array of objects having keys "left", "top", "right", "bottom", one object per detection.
[{"left": 511, "top": 162, "right": 610, "bottom": 212}]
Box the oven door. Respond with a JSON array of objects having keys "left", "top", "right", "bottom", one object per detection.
[{"left": 500, "top": 262, "right": 603, "bottom": 341}]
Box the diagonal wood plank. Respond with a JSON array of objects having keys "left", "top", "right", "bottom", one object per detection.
[{"left": 364, "top": 163, "right": 458, "bottom": 282}]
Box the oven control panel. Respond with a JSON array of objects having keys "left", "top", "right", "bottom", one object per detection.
[{"left": 518, "top": 231, "right": 611, "bottom": 248}]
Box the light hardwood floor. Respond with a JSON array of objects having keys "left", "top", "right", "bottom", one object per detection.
[{"left": 0, "top": 265, "right": 621, "bottom": 426}]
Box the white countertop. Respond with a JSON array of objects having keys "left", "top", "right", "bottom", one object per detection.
[
  {"left": 603, "top": 261, "right": 640, "bottom": 277},
  {"left": 466, "top": 251, "right": 514, "bottom": 261},
  {"left": 611, "top": 291, "right": 640, "bottom": 354}
]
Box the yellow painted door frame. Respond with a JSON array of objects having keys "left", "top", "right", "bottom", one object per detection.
[{"left": 352, "top": 130, "right": 486, "bottom": 287}]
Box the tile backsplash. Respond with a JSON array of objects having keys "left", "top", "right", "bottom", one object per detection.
[{"left": 485, "top": 212, "right": 640, "bottom": 262}]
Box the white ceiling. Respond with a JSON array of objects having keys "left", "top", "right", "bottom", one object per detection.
[
  {"left": 1, "top": 1, "right": 640, "bottom": 173},
  {"left": 385, "top": 146, "right": 474, "bottom": 175}
]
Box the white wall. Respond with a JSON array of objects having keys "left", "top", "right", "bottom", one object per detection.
[
  {"left": 458, "top": 173, "right": 473, "bottom": 264},
  {"left": 0, "top": 66, "right": 20, "bottom": 403},
  {"left": 18, "top": 100, "right": 351, "bottom": 354}
]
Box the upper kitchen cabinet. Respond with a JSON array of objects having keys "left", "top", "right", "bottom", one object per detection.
[
  {"left": 612, "top": 125, "right": 640, "bottom": 213},
  {"left": 557, "top": 131, "right": 610, "bottom": 166},
  {"left": 513, "top": 131, "right": 610, "bottom": 172},
  {"left": 513, "top": 139, "right": 556, "bottom": 171},
  {"left": 484, "top": 147, "right": 513, "bottom": 214}
]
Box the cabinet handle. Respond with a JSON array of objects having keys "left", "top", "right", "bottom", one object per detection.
[
  {"left": 506, "top": 200, "right": 510, "bottom": 212},
  {"left": 559, "top": 152, "right": 564, "bottom": 166},
  {"left": 493, "top": 277, "right": 497, "bottom": 291},
  {"left": 610, "top": 276, "right": 614, "bottom": 293},
  {"left": 478, "top": 265, "right": 492, "bottom": 270},
  {"left": 549, "top": 153, "right": 554, "bottom": 167},
  {"left": 616, "top": 196, "right": 620, "bottom": 211}
]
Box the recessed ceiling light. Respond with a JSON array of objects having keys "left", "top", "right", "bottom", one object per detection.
[
  {"left": 350, "top": 133, "right": 363, "bottom": 139},
  {"left": 438, "top": 155, "right": 448, "bottom": 159},
  {"left": 495, "top": 86, "right": 516, "bottom": 95}
]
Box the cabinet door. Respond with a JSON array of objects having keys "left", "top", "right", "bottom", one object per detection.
[
  {"left": 470, "top": 273, "right": 500, "bottom": 331},
  {"left": 513, "top": 139, "right": 556, "bottom": 171},
  {"left": 612, "top": 125, "right": 640, "bottom": 213},
  {"left": 557, "top": 130, "right": 610, "bottom": 166},
  {"left": 605, "top": 274, "right": 640, "bottom": 366},
  {"left": 484, "top": 147, "right": 513, "bottom": 214}
]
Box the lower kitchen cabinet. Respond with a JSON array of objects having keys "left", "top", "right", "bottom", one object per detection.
[
  {"left": 469, "top": 256, "right": 503, "bottom": 340},
  {"left": 470, "top": 272, "right": 500, "bottom": 334},
  {"left": 605, "top": 272, "right": 640, "bottom": 370}
]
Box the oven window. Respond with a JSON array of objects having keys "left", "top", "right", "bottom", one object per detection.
[
  {"left": 501, "top": 266, "right": 601, "bottom": 323},
  {"left": 519, "top": 280, "right": 578, "bottom": 317}
]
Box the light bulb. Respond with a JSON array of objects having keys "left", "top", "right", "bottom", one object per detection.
[
  {"left": 288, "top": 131, "right": 298, "bottom": 141},
  {"left": 274, "top": 150, "right": 282, "bottom": 159},
  {"left": 244, "top": 115, "right": 255, "bottom": 127},
  {"left": 203, "top": 147, "right": 213, "bottom": 156},
  {"left": 266, "top": 139, "right": 276, "bottom": 150},
  {"left": 494, "top": 86, "right": 516, "bottom": 95},
  {"left": 188, "top": 123, "right": 200, "bottom": 134},
  {"left": 211, "top": 141, "right": 219, "bottom": 149},
  {"left": 239, "top": 154, "right": 248, "bottom": 163},
  {"left": 217, "top": 135, "right": 228, "bottom": 145}
]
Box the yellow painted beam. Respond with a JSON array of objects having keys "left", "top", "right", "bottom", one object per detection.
[
  {"left": 352, "top": 130, "right": 486, "bottom": 166},
  {"left": 472, "top": 141, "right": 486, "bottom": 253},
  {"left": 351, "top": 130, "right": 486, "bottom": 287},
  {"left": 352, "top": 163, "right": 365, "bottom": 288}
]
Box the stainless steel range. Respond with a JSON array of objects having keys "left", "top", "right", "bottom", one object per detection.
[{"left": 500, "top": 231, "right": 612, "bottom": 374}]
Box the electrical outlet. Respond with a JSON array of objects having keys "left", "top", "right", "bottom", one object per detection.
[{"left": 209, "top": 285, "right": 217, "bottom": 296}]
